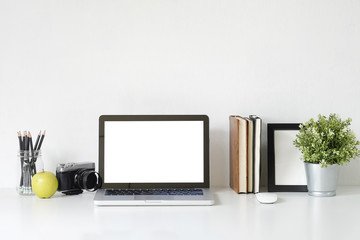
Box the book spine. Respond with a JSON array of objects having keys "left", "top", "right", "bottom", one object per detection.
[
  {"left": 239, "top": 117, "right": 248, "bottom": 193},
  {"left": 229, "top": 116, "right": 240, "bottom": 193},
  {"left": 253, "top": 117, "right": 262, "bottom": 193}
]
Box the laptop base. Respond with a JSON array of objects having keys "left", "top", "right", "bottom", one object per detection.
[{"left": 94, "top": 189, "right": 215, "bottom": 206}]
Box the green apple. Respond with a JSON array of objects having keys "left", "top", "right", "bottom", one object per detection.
[{"left": 32, "top": 171, "right": 58, "bottom": 199}]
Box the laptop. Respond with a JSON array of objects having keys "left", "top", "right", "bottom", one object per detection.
[{"left": 94, "top": 115, "right": 215, "bottom": 206}]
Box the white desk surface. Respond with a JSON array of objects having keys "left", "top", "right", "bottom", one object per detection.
[{"left": 1, "top": 187, "right": 359, "bottom": 240}]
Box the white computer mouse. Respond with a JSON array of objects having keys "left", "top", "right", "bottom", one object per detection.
[{"left": 255, "top": 193, "right": 278, "bottom": 204}]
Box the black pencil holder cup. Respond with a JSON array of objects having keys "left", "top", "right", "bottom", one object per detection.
[{"left": 17, "top": 150, "right": 44, "bottom": 195}]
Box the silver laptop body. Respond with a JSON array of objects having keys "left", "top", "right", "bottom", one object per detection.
[{"left": 94, "top": 115, "right": 215, "bottom": 206}]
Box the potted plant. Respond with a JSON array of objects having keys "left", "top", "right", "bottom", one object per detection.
[{"left": 293, "top": 114, "right": 360, "bottom": 197}]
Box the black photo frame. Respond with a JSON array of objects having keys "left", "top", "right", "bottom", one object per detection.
[{"left": 268, "top": 123, "right": 308, "bottom": 192}]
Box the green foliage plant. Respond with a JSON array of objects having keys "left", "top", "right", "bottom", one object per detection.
[{"left": 293, "top": 114, "right": 360, "bottom": 167}]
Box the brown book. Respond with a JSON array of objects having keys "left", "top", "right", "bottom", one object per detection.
[{"left": 229, "top": 115, "right": 248, "bottom": 193}]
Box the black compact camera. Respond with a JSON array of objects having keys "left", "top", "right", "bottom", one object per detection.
[{"left": 56, "top": 162, "right": 102, "bottom": 195}]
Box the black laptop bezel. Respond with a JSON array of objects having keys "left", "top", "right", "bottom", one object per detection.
[{"left": 99, "top": 115, "right": 210, "bottom": 189}]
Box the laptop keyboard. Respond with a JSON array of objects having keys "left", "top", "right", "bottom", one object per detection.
[{"left": 105, "top": 189, "right": 204, "bottom": 196}]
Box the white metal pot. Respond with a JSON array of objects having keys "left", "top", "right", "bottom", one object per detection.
[{"left": 304, "top": 162, "right": 340, "bottom": 197}]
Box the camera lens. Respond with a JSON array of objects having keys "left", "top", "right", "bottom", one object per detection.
[{"left": 76, "top": 170, "right": 102, "bottom": 192}]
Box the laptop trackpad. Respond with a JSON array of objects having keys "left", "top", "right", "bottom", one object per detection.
[{"left": 135, "top": 195, "right": 174, "bottom": 201}]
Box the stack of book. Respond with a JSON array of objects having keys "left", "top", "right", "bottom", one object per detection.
[{"left": 229, "top": 115, "right": 262, "bottom": 194}]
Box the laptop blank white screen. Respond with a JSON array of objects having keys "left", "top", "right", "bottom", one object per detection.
[{"left": 104, "top": 121, "right": 204, "bottom": 183}]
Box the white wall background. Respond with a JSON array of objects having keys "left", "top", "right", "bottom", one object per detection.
[{"left": 1, "top": 0, "right": 360, "bottom": 188}]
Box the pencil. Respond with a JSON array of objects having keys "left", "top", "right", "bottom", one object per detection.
[
  {"left": 18, "top": 131, "right": 24, "bottom": 188},
  {"left": 37, "top": 130, "right": 46, "bottom": 150},
  {"left": 34, "top": 131, "right": 41, "bottom": 151},
  {"left": 17, "top": 131, "right": 22, "bottom": 150},
  {"left": 28, "top": 132, "right": 37, "bottom": 175},
  {"left": 28, "top": 132, "right": 34, "bottom": 154},
  {"left": 21, "top": 132, "right": 25, "bottom": 151},
  {"left": 24, "top": 131, "right": 28, "bottom": 151}
]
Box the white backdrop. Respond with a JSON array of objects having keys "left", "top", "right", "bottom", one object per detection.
[{"left": 1, "top": 0, "right": 360, "bottom": 188}]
